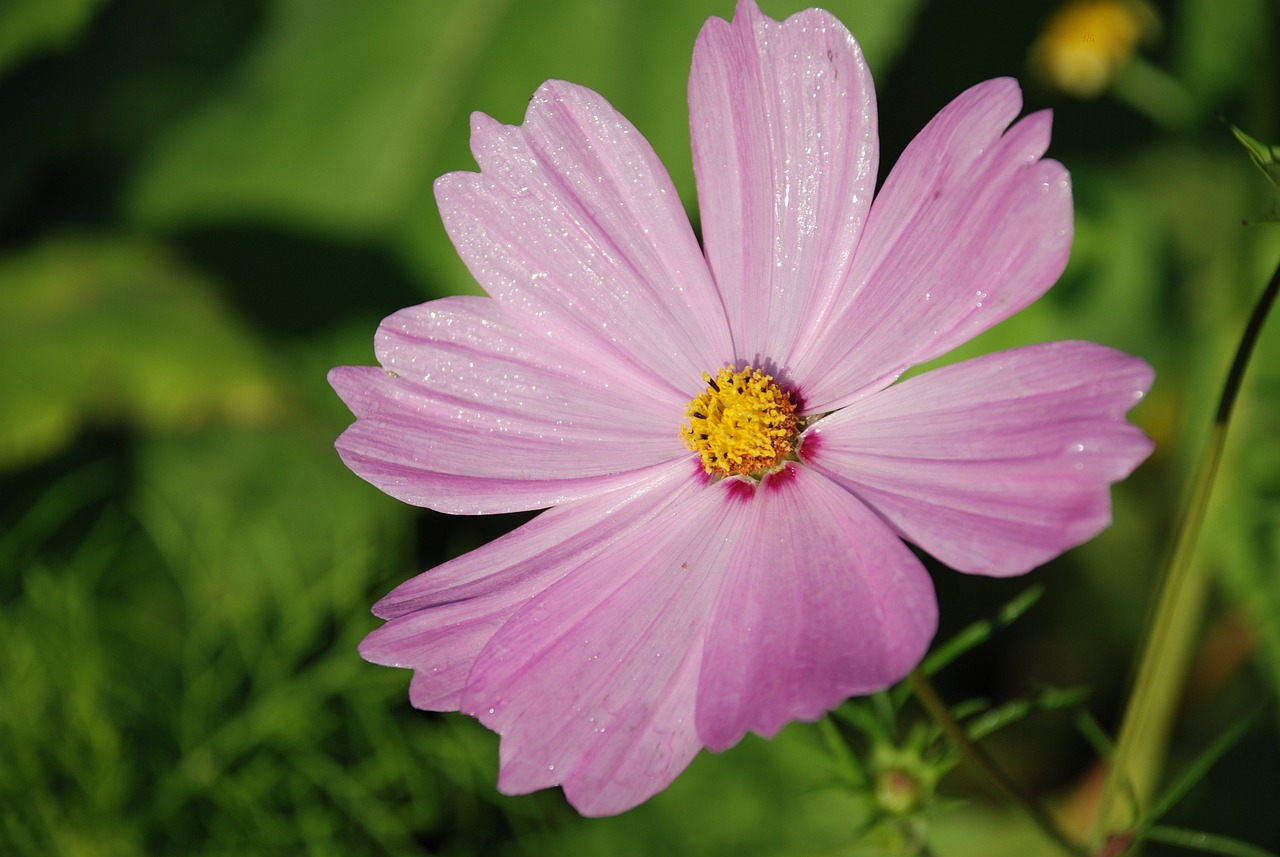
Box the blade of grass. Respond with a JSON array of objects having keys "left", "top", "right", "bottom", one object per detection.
[
  {"left": 1140, "top": 707, "right": 1266, "bottom": 832},
  {"left": 1143, "top": 826, "right": 1280, "bottom": 857},
  {"left": 966, "top": 687, "right": 1091, "bottom": 743},
  {"left": 891, "top": 585, "right": 1044, "bottom": 708}
]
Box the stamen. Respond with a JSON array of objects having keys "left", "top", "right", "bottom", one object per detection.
[{"left": 680, "top": 365, "right": 799, "bottom": 479}]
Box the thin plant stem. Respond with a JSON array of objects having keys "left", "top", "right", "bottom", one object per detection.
[
  {"left": 907, "top": 669, "right": 1084, "bottom": 857},
  {"left": 817, "top": 715, "right": 865, "bottom": 785},
  {"left": 1093, "top": 255, "right": 1280, "bottom": 847}
]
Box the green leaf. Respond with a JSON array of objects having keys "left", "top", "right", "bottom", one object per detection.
[
  {"left": 127, "top": 0, "right": 515, "bottom": 237},
  {"left": 965, "top": 687, "right": 1091, "bottom": 743},
  {"left": 1228, "top": 125, "right": 1280, "bottom": 184},
  {"left": 0, "top": 235, "right": 282, "bottom": 469},
  {"left": 0, "top": 0, "right": 107, "bottom": 73},
  {"left": 1226, "top": 121, "right": 1280, "bottom": 193}
]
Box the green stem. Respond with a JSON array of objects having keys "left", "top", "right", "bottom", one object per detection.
[
  {"left": 817, "top": 715, "right": 865, "bottom": 785},
  {"left": 908, "top": 669, "right": 1084, "bottom": 856},
  {"left": 1111, "top": 56, "right": 1196, "bottom": 131},
  {"left": 1093, "top": 255, "right": 1280, "bottom": 847}
]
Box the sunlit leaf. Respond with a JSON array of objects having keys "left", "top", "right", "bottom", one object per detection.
[
  {"left": 0, "top": 235, "right": 282, "bottom": 469},
  {"left": 127, "top": 0, "right": 515, "bottom": 237}
]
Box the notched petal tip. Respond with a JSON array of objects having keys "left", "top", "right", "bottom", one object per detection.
[
  {"left": 941, "top": 76, "right": 1027, "bottom": 144},
  {"left": 328, "top": 366, "right": 391, "bottom": 429},
  {"left": 728, "top": 0, "right": 764, "bottom": 25},
  {"left": 326, "top": 364, "right": 357, "bottom": 401},
  {"left": 690, "top": 0, "right": 878, "bottom": 369},
  {"left": 970, "top": 75, "right": 1022, "bottom": 107}
]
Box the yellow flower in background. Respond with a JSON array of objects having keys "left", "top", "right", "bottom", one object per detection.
[{"left": 1031, "top": 0, "right": 1159, "bottom": 98}]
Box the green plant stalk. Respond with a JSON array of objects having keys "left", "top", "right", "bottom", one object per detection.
[
  {"left": 1094, "top": 437, "right": 1215, "bottom": 839},
  {"left": 908, "top": 669, "right": 1084, "bottom": 857},
  {"left": 1111, "top": 56, "right": 1195, "bottom": 131},
  {"left": 1093, "top": 255, "right": 1280, "bottom": 847}
]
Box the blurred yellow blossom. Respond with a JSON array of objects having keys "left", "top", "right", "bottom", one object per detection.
[{"left": 1031, "top": 0, "right": 1159, "bottom": 98}]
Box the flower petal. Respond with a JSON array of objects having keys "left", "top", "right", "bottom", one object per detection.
[
  {"left": 359, "top": 461, "right": 693, "bottom": 712},
  {"left": 793, "top": 78, "right": 1073, "bottom": 411},
  {"left": 459, "top": 465, "right": 723, "bottom": 816},
  {"left": 436, "top": 80, "right": 732, "bottom": 401},
  {"left": 330, "top": 297, "right": 684, "bottom": 514},
  {"left": 806, "top": 342, "right": 1154, "bottom": 576},
  {"left": 695, "top": 464, "right": 937, "bottom": 751},
  {"left": 689, "top": 0, "right": 878, "bottom": 370}
]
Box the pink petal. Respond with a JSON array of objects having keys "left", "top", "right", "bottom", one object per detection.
[
  {"left": 689, "top": 0, "right": 878, "bottom": 370},
  {"left": 359, "top": 461, "right": 693, "bottom": 712},
  {"left": 436, "top": 80, "right": 732, "bottom": 401},
  {"left": 459, "top": 464, "right": 722, "bottom": 816},
  {"left": 330, "top": 297, "right": 685, "bottom": 514},
  {"left": 805, "top": 342, "right": 1154, "bottom": 577},
  {"left": 792, "top": 79, "right": 1073, "bottom": 412},
  {"left": 695, "top": 464, "right": 937, "bottom": 751}
]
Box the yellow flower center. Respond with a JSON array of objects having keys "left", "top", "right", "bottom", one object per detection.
[{"left": 680, "top": 366, "right": 799, "bottom": 478}]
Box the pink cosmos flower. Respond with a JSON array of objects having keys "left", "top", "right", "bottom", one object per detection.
[{"left": 331, "top": 0, "right": 1153, "bottom": 816}]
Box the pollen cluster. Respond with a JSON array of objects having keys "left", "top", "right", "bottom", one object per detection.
[{"left": 680, "top": 366, "right": 799, "bottom": 478}]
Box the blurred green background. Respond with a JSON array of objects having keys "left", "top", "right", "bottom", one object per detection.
[{"left": 2, "top": 0, "right": 1279, "bottom": 854}]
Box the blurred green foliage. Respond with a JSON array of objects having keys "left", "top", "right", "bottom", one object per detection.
[
  {"left": 0, "top": 236, "right": 281, "bottom": 467},
  {"left": 0, "top": 0, "right": 107, "bottom": 73},
  {"left": 1, "top": 0, "right": 1278, "bottom": 855}
]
